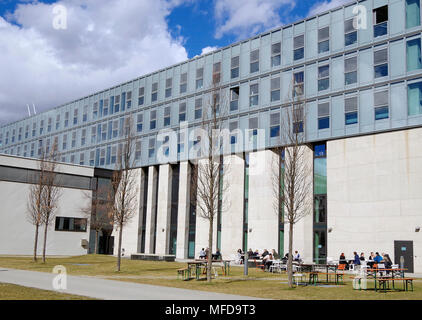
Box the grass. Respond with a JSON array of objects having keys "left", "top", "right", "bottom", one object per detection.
[
  {"left": 0, "top": 255, "right": 421, "bottom": 300},
  {"left": 0, "top": 282, "right": 95, "bottom": 300}
]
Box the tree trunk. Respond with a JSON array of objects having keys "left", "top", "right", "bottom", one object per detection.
[
  {"left": 33, "top": 225, "right": 39, "bottom": 262},
  {"left": 42, "top": 222, "right": 48, "bottom": 263},
  {"left": 288, "top": 221, "right": 294, "bottom": 288},
  {"left": 117, "top": 224, "right": 123, "bottom": 272},
  {"left": 95, "top": 230, "right": 99, "bottom": 254},
  {"left": 207, "top": 216, "right": 214, "bottom": 282}
]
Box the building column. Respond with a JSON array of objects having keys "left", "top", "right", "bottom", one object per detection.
[
  {"left": 144, "top": 166, "right": 158, "bottom": 254},
  {"left": 248, "top": 150, "right": 279, "bottom": 253},
  {"left": 195, "top": 158, "right": 218, "bottom": 257},
  {"left": 112, "top": 168, "right": 144, "bottom": 256},
  {"left": 176, "top": 161, "right": 190, "bottom": 259},
  {"left": 155, "top": 164, "right": 172, "bottom": 255},
  {"left": 283, "top": 145, "right": 314, "bottom": 263},
  {"left": 220, "top": 154, "right": 244, "bottom": 260}
]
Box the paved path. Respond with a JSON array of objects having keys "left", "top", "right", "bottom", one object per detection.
[{"left": 0, "top": 268, "right": 263, "bottom": 300}]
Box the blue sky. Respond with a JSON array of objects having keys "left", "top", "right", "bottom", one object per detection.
[{"left": 0, "top": 0, "right": 351, "bottom": 124}]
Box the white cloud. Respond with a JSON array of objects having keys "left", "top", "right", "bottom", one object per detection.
[
  {"left": 307, "top": 0, "right": 353, "bottom": 17},
  {"left": 201, "top": 46, "right": 219, "bottom": 55},
  {"left": 0, "top": 0, "right": 189, "bottom": 125},
  {"left": 214, "top": 0, "right": 296, "bottom": 40}
]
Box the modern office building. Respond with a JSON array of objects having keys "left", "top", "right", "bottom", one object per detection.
[{"left": 1, "top": 0, "right": 421, "bottom": 272}]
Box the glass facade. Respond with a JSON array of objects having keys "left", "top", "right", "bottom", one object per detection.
[{"left": 313, "top": 143, "right": 327, "bottom": 264}]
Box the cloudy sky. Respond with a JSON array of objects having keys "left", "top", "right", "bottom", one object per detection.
[{"left": 0, "top": 0, "right": 351, "bottom": 125}]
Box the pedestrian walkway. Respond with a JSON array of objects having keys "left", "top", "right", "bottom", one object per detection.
[{"left": 0, "top": 268, "right": 263, "bottom": 300}]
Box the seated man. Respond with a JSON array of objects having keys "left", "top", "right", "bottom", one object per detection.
[
  {"left": 263, "top": 253, "right": 274, "bottom": 271},
  {"left": 212, "top": 248, "right": 222, "bottom": 260},
  {"left": 199, "top": 248, "right": 206, "bottom": 259},
  {"left": 293, "top": 251, "right": 301, "bottom": 262}
]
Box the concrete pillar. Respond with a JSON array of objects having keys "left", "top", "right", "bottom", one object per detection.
[
  {"left": 283, "top": 145, "right": 314, "bottom": 263},
  {"left": 155, "top": 164, "right": 172, "bottom": 255},
  {"left": 176, "top": 161, "right": 190, "bottom": 259},
  {"left": 112, "top": 168, "right": 144, "bottom": 256},
  {"left": 248, "top": 150, "right": 279, "bottom": 253},
  {"left": 220, "top": 154, "right": 244, "bottom": 260},
  {"left": 144, "top": 166, "right": 158, "bottom": 254},
  {"left": 195, "top": 158, "right": 218, "bottom": 258}
]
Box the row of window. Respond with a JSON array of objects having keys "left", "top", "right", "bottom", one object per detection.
[
  {"left": 4, "top": 79, "right": 422, "bottom": 160},
  {"left": 3, "top": 36, "right": 421, "bottom": 149}
]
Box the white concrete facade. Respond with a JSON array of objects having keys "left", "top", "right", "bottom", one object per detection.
[
  {"left": 155, "top": 164, "right": 172, "bottom": 255},
  {"left": 327, "top": 128, "right": 422, "bottom": 272},
  {"left": 144, "top": 165, "right": 158, "bottom": 254},
  {"left": 0, "top": 155, "right": 93, "bottom": 256},
  {"left": 176, "top": 161, "right": 190, "bottom": 259}
]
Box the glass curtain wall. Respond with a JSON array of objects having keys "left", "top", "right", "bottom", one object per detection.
[{"left": 313, "top": 143, "right": 327, "bottom": 264}]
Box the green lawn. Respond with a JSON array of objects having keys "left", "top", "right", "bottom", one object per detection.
[
  {"left": 0, "top": 282, "right": 95, "bottom": 300},
  {"left": 0, "top": 255, "right": 421, "bottom": 300}
]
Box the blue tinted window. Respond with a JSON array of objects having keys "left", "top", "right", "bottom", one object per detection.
[
  {"left": 345, "top": 112, "right": 358, "bottom": 125},
  {"left": 314, "top": 144, "right": 326, "bottom": 157},
  {"left": 318, "top": 40, "right": 329, "bottom": 53},
  {"left": 318, "top": 117, "right": 330, "bottom": 130},
  {"left": 374, "top": 22, "right": 388, "bottom": 37},
  {"left": 374, "top": 64, "right": 388, "bottom": 78},
  {"left": 345, "top": 72, "right": 357, "bottom": 85},
  {"left": 375, "top": 106, "right": 389, "bottom": 120},
  {"left": 270, "top": 126, "right": 280, "bottom": 138},
  {"left": 294, "top": 48, "right": 304, "bottom": 60},
  {"left": 345, "top": 31, "right": 357, "bottom": 46}
]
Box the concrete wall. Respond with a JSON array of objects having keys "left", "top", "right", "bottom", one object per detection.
[
  {"left": 155, "top": 164, "right": 172, "bottom": 255},
  {"left": 248, "top": 150, "right": 279, "bottom": 253},
  {"left": 0, "top": 181, "right": 91, "bottom": 256},
  {"left": 144, "top": 166, "right": 158, "bottom": 254},
  {"left": 327, "top": 128, "right": 422, "bottom": 272},
  {"left": 220, "top": 154, "right": 244, "bottom": 260},
  {"left": 283, "top": 145, "right": 314, "bottom": 263},
  {"left": 112, "top": 168, "right": 144, "bottom": 256},
  {"left": 176, "top": 161, "right": 190, "bottom": 259}
]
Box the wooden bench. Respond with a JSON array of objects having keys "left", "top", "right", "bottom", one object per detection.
[
  {"left": 177, "top": 268, "right": 190, "bottom": 281},
  {"left": 376, "top": 277, "right": 414, "bottom": 292}
]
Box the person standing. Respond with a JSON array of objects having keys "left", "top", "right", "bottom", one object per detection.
[{"left": 353, "top": 252, "right": 361, "bottom": 265}]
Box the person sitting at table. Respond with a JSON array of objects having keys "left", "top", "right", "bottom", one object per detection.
[
  {"left": 247, "top": 248, "right": 254, "bottom": 258},
  {"left": 281, "top": 253, "right": 289, "bottom": 264},
  {"left": 359, "top": 252, "right": 365, "bottom": 261},
  {"left": 262, "top": 249, "right": 269, "bottom": 259},
  {"left": 199, "top": 248, "right": 206, "bottom": 259},
  {"left": 374, "top": 252, "right": 383, "bottom": 264},
  {"left": 383, "top": 253, "right": 392, "bottom": 274},
  {"left": 212, "top": 248, "right": 222, "bottom": 260},
  {"left": 293, "top": 251, "right": 301, "bottom": 262},
  {"left": 236, "top": 249, "right": 243, "bottom": 264},
  {"left": 263, "top": 253, "right": 274, "bottom": 271},
  {"left": 339, "top": 253, "right": 349, "bottom": 270},
  {"left": 353, "top": 252, "right": 361, "bottom": 266},
  {"left": 271, "top": 249, "right": 279, "bottom": 260},
  {"left": 253, "top": 250, "right": 260, "bottom": 259},
  {"left": 367, "top": 252, "right": 375, "bottom": 268}
]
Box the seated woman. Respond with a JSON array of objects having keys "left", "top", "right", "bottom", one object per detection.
[
  {"left": 263, "top": 253, "right": 274, "bottom": 271},
  {"left": 236, "top": 249, "right": 243, "bottom": 264},
  {"left": 339, "top": 253, "right": 349, "bottom": 270}
]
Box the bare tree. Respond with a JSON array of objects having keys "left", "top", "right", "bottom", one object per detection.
[
  {"left": 26, "top": 152, "right": 47, "bottom": 262},
  {"left": 40, "top": 142, "right": 62, "bottom": 263},
  {"left": 272, "top": 79, "right": 313, "bottom": 288},
  {"left": 108, "top": 117, "right": 139, "bottom": 271},
  {"left": 80, "top": 185, "right": 113, "bottom": 254},
  {"left": 192, "top": 82, "right": 230, "bottom": 282}
]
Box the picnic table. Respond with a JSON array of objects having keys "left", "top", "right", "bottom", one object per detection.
[
  {"left": 365, "top": 268, "right": 412, "bottom": 292},
  {"left": 187, "top": 260, "right": 231, "bottom": 280}
]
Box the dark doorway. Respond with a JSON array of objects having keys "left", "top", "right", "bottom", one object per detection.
[
  {"left": 99, "top": 235, "right": 114, "bottom": 255},
  {"left": 394, "top": 241, "right": 414, "bottom": 273}
]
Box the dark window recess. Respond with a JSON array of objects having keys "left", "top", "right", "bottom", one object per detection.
[{"left": 55, "top": 217, "right": 87, "bottom": 232}]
